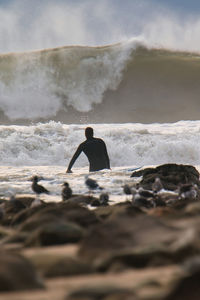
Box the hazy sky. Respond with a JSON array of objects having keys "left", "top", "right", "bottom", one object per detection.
[
  {"left": 153, "top": 0, "right": 200, "bottom": 12},
  {"left": 0, "top": 0, "right": 200, "bottom": 53}
]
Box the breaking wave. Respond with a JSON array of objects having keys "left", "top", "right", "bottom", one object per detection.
[{"left": 1, "top": 40, "right": 200, "bottom": 124}]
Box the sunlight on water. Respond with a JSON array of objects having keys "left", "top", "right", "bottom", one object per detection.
[{"left": 0, "top": 165, "right": 142, "bottom": 203}]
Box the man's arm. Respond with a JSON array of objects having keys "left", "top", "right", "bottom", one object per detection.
[{"left": 66, "top": 144, "right": 83, "bottom": 173}]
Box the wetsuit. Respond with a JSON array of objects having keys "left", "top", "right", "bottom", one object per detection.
[{"left": 67, "top": 137, "right": 110, "bottom": 172}]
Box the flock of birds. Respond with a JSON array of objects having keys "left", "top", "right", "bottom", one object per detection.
[
  {"left": 30, "top": 174, "right": 199, "bottom": 209},
  {"left": 0, "top": 174, "right": 198, "bottom": 219},
  {"left": 31, "top": 175, "right": 108, "bottom": 207},
  {"left": 123, "top": 177, "right": 199, "bottom": 208}
]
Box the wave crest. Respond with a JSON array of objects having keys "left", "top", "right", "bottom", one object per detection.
[{"left": 1, "top": 40, "right": 200, "bottom": 124}]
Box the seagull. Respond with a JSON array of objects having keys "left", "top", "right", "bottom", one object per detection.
[
  {"left": 123, "top": 184, "right": 132, "bottom": 195},
  {"left": 99, "top": 192, "right": 109, "bottom": 206},
  {"left": 31, "top": 176, "right": 50, "bottom": 196},
  {"left": 178, "top": 183, "right": 198, "bottom": 200},
  {"left": 152, "top": 177, "right": 163, "bottom": 193},
  {"left": 85, "top": 176, "right": 103, "bottom": 193},
  {"left": 138, "top": 187, "right": 155, "bottom": 198},
  {"left": 62, "top": 182, "right": 73, "bottom": 201},
  {"left": 123, "top": 184, "right": 137, "bottom": 201},
  {"left": 132, "top": 192, "right": 155, "bottom": 209}
]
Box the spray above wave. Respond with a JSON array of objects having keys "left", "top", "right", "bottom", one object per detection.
[{"left": 1, "top": 40, "right": 200, "bottom": 124}]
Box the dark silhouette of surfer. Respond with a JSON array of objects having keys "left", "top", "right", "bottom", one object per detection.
[{"left": 66, "top": 127, "right": 110, "bottom": 173}]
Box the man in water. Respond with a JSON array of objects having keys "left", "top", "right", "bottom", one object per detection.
[{"left": 66, "top": 127, "right": 110, "bottom": 173}]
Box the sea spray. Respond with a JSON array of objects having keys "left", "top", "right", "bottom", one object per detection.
[
  {"left": 0, "top": 42, "right": 133, "bottom": 121},
  {"left": 1, "top": 41, "right": 200, "bottom": 124}
]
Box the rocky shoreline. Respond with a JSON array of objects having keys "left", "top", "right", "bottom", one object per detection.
[{"left": 0, "top": 163, "right": 200, "bottom": 300}]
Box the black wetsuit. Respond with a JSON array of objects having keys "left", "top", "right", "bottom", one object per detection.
[{"left": 68, "top": 137, "right": 110, "bottom": 172}]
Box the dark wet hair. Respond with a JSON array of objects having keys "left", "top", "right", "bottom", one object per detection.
[{"left": 85, "top": 127, "right": 94, "bottom": 139}]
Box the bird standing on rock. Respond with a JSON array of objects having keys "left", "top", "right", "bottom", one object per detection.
[
  {"left": 123, "top": 184, "right": 132, "bottom": 195},
  {"left": 123, "top": 184, "right": 137, "bottom": 200},
  {"left": 62, "top": 182, "right": 73, "bottom": 201},
  {"left": 138, "top": 187, "right": 155, "bottom": 198},
  {"left": 31, "top": 176, "right": 50, "bottom": 196},
  {"left": 152, "top": 177, "right": 163, "bottom": 193},
  {"left": 131, "top": 186, "right": 156, "bottom": 208},
  {"left": 178, "top": 183, "right": 198, "bottom": 200},
  {"left": 132, "top": 192, "right": 155, "bottom": 208},
  {"left": 99, "top": 192, "right": 109, "bottom": 206}
]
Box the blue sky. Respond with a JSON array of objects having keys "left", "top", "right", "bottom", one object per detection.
[
  {"left": 158, "top": 0, "right": 200, "bottom": 12},
  {"left": 1, "top": 0, "right": 200, "bottom": 13},
  {"left": 0, "top": 0, "right": 200, "bottom": 52}
]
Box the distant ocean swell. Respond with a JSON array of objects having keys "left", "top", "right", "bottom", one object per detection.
[
  {"left": 0, "top": 121, "right": 200, "bottom": 167},
  {"left": 1, "top": 40, "right": 200, "bottom": 124}
]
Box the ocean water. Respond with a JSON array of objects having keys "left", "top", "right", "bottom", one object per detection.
[
  {"left": 0, "top": 121, "right": 200, "bottom": 201},
  {"left": 0, "top": 40, "right": 200, "bottom": 201},
  {"left": 1, "top": 40, "right": 200, "bottom": 125}
]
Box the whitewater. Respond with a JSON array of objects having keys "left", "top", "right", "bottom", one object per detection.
[
  {"left": 0, "top": 40, "right": 200, "bottom": 201},
  {"left": 1, "top": 40, "right": 200, "bottom": 124},
  {"left": 0, "top": 120, "right": 200, "bottom": 200}
]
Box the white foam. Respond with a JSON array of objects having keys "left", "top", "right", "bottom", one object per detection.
[
  {"left": 0, "top": 121, "right": 200, "bottom": 167},
  {"left": 0, "top": 42, "right": 135, "bottom": 120}
]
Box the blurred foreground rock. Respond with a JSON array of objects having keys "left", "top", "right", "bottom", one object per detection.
[{"left": 0, "top": 163, "right": 200, "bottom": 299}]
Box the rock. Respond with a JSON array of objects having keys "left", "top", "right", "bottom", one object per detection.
[
  {"left": 184, "top": 202, "right": 200, "bottom": 216},
  {"left": 66, "top": 195, "right": 99, "bottom": 205},
  {"left": 65, "top": 285, "right": 135, "bottom": 300},
  {"left": 4, "top": 199, "right": 26, "bottom": 214},
  {"left": 0, "top": 226, "right": 17, "bottom": 241},
  {"left": 0, "top": 231, "right": 28, "bottom": 245},
  {"left": 19, "top": 213, "right": 60, "bottom": 232},
  {"left": 164, "top": 268, "right": 200, "bottom": 300},
  {"left": 25, "top": 221, "right": 84, "bottom": 247},
  {"left": 94, "top": 202, "right": 143, "bottom": 221},
  {"left": 78, "top": 211, "right": 200, "bottom": 273},
  {"left": 44, "top": 257, "right": 94, "bottom": 278},
  {"left": 13, "top": 202, "right": 99, "bottom": 232},
  {"left": 78, "top": 214, "right": 187, "bottom": 264},
  {"left": 131, "top": 168, "right": 154, "bottom": 178},
  {"left": 56, "top": 202, "right": 100, "bottom": 227},
  {"left": 131, "top": 164, "right": 200, "bottom": 192},
  {"left": 10, "top": 202, "right": 49, "bottom": 226},
  {"left": 0, "top": 251, "right": 44, "bottom": 291},
  {"left": 14, "top": 196, "right": 36, "bottom": 207},
  {"left": 90, "top": 199, "right": 101, "bottom": 207}
]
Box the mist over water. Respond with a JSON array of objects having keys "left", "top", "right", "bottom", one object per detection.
[{"left": 1, "top": 0, "right": 200, "bottom": 53}]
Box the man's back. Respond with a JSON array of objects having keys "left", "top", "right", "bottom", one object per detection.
[
  {"left": 66, "top": 127, "right": 110, "bottom": 173},
  {"left": 81, "top": 137, "right": 110, "bottom": 171}
]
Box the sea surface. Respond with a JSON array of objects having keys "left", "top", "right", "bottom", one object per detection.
[
  {"left": 0, "top": 121, "right": 200, "bottom": 201},
  {"left": 0, "top": 40, "right": 200, "bottom": 202}
]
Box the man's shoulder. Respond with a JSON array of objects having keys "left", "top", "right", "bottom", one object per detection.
[
  {"left": 94, "top": 137, "right": 104, "bottom": 143},
  {"left": 83, "top": 138, "right": 105, "bottom": 145},
  {"left": 78, "top": 141, "right": 86, "bottom": 148}
]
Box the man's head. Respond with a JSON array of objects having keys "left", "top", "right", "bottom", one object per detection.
[{"left": 85, "top": 127, "right": 94, "bottom": 139}]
